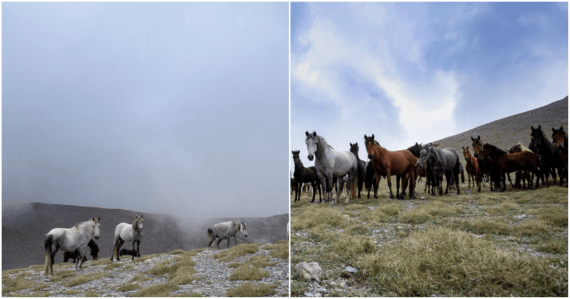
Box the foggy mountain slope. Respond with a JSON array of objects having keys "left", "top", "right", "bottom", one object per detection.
[
  {"left": 2, "top": 202, "right": 287, "bottom": 271},
  {"left": 431, "top": 96, "right": 568, "bottom": 154}
]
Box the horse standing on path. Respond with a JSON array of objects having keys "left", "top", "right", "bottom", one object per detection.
[
  {"left": 305, "top": 131, "right": 358, "bottom": 204},
  {"left": 349, "top": 142, "right": 367, "bottom": 199},
  {"left": 111, "top": 215, "right": 143, "bottom": 261},
  {"left": 292, "top": 150, "right": 322, "bottom": 203},
  {"left": 45, "top": 217, "right": 101, "bottom": 276},
  {"left": 365, "top": 134, "right": 417, "bottom": 199},
  {"left": 416, "top": 146, "right": 461, "bottom": 196},
  {"left": 208, "top": 221, "right": 248, "bottom": 249}
]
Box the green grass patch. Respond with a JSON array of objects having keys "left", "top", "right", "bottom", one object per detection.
[
  {"left": 132, "top": 282, "right": 179, "bottom": 297},
  {"left": 213, "top": 243, "right": 262, "bottom": 262},
  {"left": 130, "top": 273, "right": 152, "bottom": 283},
  {"left": 169, "top": 249, "right": 186, "bottom": 255},
  {"left": 63, "top": 272, "right": 110, "bottom": 287},
  {"left": 48, "top": 269, "right": 77, "bottom": 283},
  {"left": 2, "top": 276, "right": 35, "bottom": 295},
  {"left": 536, "top": 207, "right": 568, "bottom": 227},
  {"left": 19, "top": 291, "right": 54, "bottom": 297},
  {"left": 84, "top": 291, "right": 99, "bottom": 297},
  {"left": 229, "top": 264, "right": 270, "bottom": 280},
  {"left": 226, "top": 282, "right": 278, "bottom": 296},
  {"left": 89, "top": 258, "right": 113, "bottom": 266},
  {"left": 398, "top": 207, "right": 431, "bottom": 224},
  {"left": 171, "top": 292, "right": 203, "bottom": 297},
  {"left": 263, "top": 240, "right": 289, "bottom": 260},
  {"left": 292, "top": 205, "right": 347, "bottom": 230},
  {"left": 116, "top": 283, "right": 141, "bottom": 292},
  {"left": 103, "top": 263, "right": 125, "bottom": 270},
  {"left": 514, "top": 219, "right": 551, "bottom": 236},
  {"left": 358, "top": 226, "right": 566, "bottom": 296}
]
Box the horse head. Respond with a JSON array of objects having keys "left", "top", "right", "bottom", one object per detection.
[
  {"left": 415, "top": 147, "right": 433, "bottom": 168},
  {"left": 92, "top": 217, "right": 101, "bottom": 240},
  {"left": 135, "top": 215, "right": 144, "bottom": 231},
  {"left": 364, "top": 134, "right": 376, "bottom": 159},
  {"left": 552, "top": 126, "right": 567, "bottom": 150},
  {"left": 471, "top": 136, "right": 482, "bottom": 158},
  {"left": 240, "top": 222, "right": 248, "bottom": 238},
  {"left": 530, "top": 125, "right": 545, "bottom": 149},
  {"left": 305, "top": 131, "right": 318, "bottom": 161},
  {"left": 349, "top": 142, "right": 359, "bottom": 159},
  {"left": 462, "top": 146, "right": 470, "bottom": 161}
]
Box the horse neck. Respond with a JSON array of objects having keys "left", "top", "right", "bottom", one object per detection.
[
  {"left": 77, "top": 221, "right": 94, "bottom": 238},
  {"left": 315, "top": 137, "right": 330, "bottom": 160},
  {"left": 132, "top": 221, "right": 139, "bottom": 231},
  {"left": 293, "top": 158, "right": 305, "bottom": 169}
]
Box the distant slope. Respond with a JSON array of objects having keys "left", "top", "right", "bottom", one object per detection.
[
  {"left": 431, "top": 96, "right": 568, "bottom": 154},
  {"left": 2, "top": 202, "right": 287, "bottom": 270}
]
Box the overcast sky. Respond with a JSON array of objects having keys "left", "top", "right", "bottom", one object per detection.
[
  {"left": 291, "top": 2, "right": 568, "bottom": 170},
  {"left": 3, "top": 3, "right": 289, "bottom": 219}
]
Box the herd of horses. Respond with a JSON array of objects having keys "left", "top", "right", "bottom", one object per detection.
[
  {"left": 292, "top": 125, "right": 568, "bottom": 204},
  {"left": 43, "top": 215, "right": 249, "bottom": 277}
]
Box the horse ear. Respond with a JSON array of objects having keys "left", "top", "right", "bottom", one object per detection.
[
  {"left": 553, "top": 127, "right": 556, "bottom": 133},
  {"left": 97, "top": 217, "right": 100, "bottom": 221},
  {"left": 350, "top": 143, "right": 353, "bottom": 147},
  {"left": 477, "top": 136, "right": 480, "bottom": 141},
  {"left": 313, "top": 132, "right": 316, "bottom": 137},
  {"left": 538, "top": 125, "right": 541, "bottom": 130},
  {"left": 306, "top": 131, "right": 309, "bottom": 137},
  {"left": 364, "top": 134, "right": 367, "bottom": 139},
  {"left": 561, "top": 126, "right": 564, "bottom": 131},
  {"left": 471, "top": 136, "right": 474, "bottom": 141},
  {"left": 371, "top": 134, "right": 374, "bottom": 140}
]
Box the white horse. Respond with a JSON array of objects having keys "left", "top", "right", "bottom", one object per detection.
[
  {"left": 44, "top": 217, "right": 101, "bottom": 276},
  {"left": 305, "top": 131, "right": 358, "bottom": 204},
  {"left": 207, "top": 221, "right": 248, "bottom": 249},
  {"left": 111, "top": 215, "right": 144, "bottom": 261}
]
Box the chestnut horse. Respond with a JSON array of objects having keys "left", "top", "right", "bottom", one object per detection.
[
  {"left": 462, "top": 146, "right": 485, "bottom": 192},
  {"left": 364, "top": 134, "right": 417, "bottom": 199},
  {"left": 478, "top": 143, "right": 540, "bottom": 191}
]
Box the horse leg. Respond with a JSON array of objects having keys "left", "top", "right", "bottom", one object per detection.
[
  {"left": 208, "top": 235, "right": 216, "bottom": 248},
  {"left": 137, "top": 241, "right": 141, "bottom": 257},
  {"left": 132, "top": 241, "right": 136, "bottom": 261},
  {"left": 116, "top": 239, "right": 125, "bottom": 261},
  {"left": 227, "top": 236, "right": 231, "bottom": 249},
  {"left": 374, "top": 172, "right": 381, "bottom": 199},
  {"left": 216, "top": 238, "right": 222, "bottom": 249},
  {"left": 395, "top": 174, "right": 400, "bottom": 199},
  {"left": 335, "top": 176, "right": 345, "bottom": 204}
]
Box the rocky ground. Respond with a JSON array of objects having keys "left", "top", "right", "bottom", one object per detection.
[{"left": 3, "top": 245, "right": 289, "bottom": 297}]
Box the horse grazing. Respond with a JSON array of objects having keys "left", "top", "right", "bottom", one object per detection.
[
  {"left": 531, "top": 125, "right": 565, "bottom": 186},
  {"left": 364, "top": 134, "right": 417, "bottom": 199},
  {"left": 552, "top": 126, "right": 568, "bottom": 177},
  {"left": 208, "top": 221, "right": 248, "bottom": 249},
  {"left": 45, "top": 217, "right": 101, "bottom": 276},
  {"left": 305, "top": 131, "right": 358, "bottom": 204},
  {"left": 63, "top": 239, "right": 99, "bottom": 263},
  {"left": 292, "top": 150, "right": 322, "bottom": 203},
  {"left": 478, "top": 143, "right": 540, "bottom": 191},
  {"left": 416, "top": 146, "right": 461, "bottom": 196},
  {"left": 462, "top": 146, "right": 486, "bottom": 192},
  {"left": 111, "top": 215, "right": 144, "bottom": 261},
  {"left": 349, "top": 142, "right": 367, "bottom": 199}
]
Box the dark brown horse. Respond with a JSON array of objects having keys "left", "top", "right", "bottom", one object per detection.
[
  {"left": 531, "top": 125, "right": 565, "bottom": 186},
  {"left": 478, "top": 143, "right": 540, "bottom": 191},
  {"left": 462, "top": 146, "right": 485, "bottom": 192},
  {"left": 364, "top": 134, "right": 417, "bottom": 199},
  {"left": 552, "top": 126, "right": 568, "bottom": 176}
]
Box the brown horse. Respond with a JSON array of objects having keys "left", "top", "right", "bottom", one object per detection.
[
  {"left": 462, "top": 147, "right": 485, "bottom": 192},
  {"left": 364, "top": 134, "right": 417, "bottom": 199},
  {"left": 552, "top": 126, "right": 568, "bottom": 175},
  {"left": 479, "top": 143, "right": 540, "bottom": 191}
]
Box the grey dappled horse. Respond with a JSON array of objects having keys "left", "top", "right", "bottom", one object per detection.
[
  {"left": 208, "top": 221, "right": 248, "bottom": 249},
  {"left": 111, "top": 215, "right": 143, "bottom": 261},
  {"left": 305, "top": 131, "right": 358, "bottom": 204},
  {"left": 45, "top": 217, "right": 101, "bottom": 276}
]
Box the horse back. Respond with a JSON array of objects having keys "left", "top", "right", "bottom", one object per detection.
[
  {"left": 383, "top": 149, "right": 417, "bottom": 174},
  {"left": 331, "top": 150, "right": 358, "bottom": 176}
]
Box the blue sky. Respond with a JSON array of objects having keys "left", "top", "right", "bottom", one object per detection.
[
  {"left": 291, "top": 2, "right": 568, "bottom": 169},
  {"left": 3, "top": 3, "right": 289, "bottom": 219}
]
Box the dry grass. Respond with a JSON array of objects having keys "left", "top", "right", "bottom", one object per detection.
[
  {"left": 225, "top": 282, "right": 279, "bottom": 297},
  {"left": 132, "top": 282, "right": 179, "bottom": 297},
  {"left": 63, "top": 272, "right": 111, "bottom": 287},
  {"left": 291, "top": 176, "right": 568, "bottom": 297},
  {"left": 213, "top": 243, "right": 262, "bottom": 262}
]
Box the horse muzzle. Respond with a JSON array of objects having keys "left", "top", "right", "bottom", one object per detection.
[
  {"left": 308, "top": 154, "right": 314, "bottom": 161},
  {"left": 368, "top": 154, "right": 374, "bottom": 159},
  {"left": 473, "top": 153, "right": 479, "bottom": 158},
  {"left": 415, "top": 161, "right": 423, "bottom": 168},
  {"left": 94, "top": 235, "right": 100, "bottom": 240}
]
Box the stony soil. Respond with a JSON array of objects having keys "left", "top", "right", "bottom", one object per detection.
[{"left": 3, "top": 245, "right": 289, "bottom": 297}]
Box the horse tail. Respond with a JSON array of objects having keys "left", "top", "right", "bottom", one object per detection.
[
  {"left": 45, "top": 234, "right": 53, "bottom": 276},
  {"left": 207, "top": 228, "right": 213, "bottom": 243}
]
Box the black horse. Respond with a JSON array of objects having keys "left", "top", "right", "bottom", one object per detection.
[
  {"left": 292, "top": 150, "right": 322, "bottom": 202},
  {"left": 530, "top": 125, "right": 565, "bottom": 186},
  {"left": 63, "top": 239, "right": 99, "bottom": 263},
  {"left": 364, "top": 161, "right": 380, "bottom": 198},
  {"left": 349, "top": 142, "right": 367, "bottom": 199},
  {"left": 416, "top": 145, "right": 461, "bottom": 195}
]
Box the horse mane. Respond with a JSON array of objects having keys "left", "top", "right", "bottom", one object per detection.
[
  {"left": 484, "top": 143, "right": 507, "bottom": 156},
  {"left": 74, "top": 219, "right": 94, "bottom": 228}
]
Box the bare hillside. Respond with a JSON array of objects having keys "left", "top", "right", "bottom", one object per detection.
[{"left": 432, "top": 96, "right": 568, "bottom": 153}]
